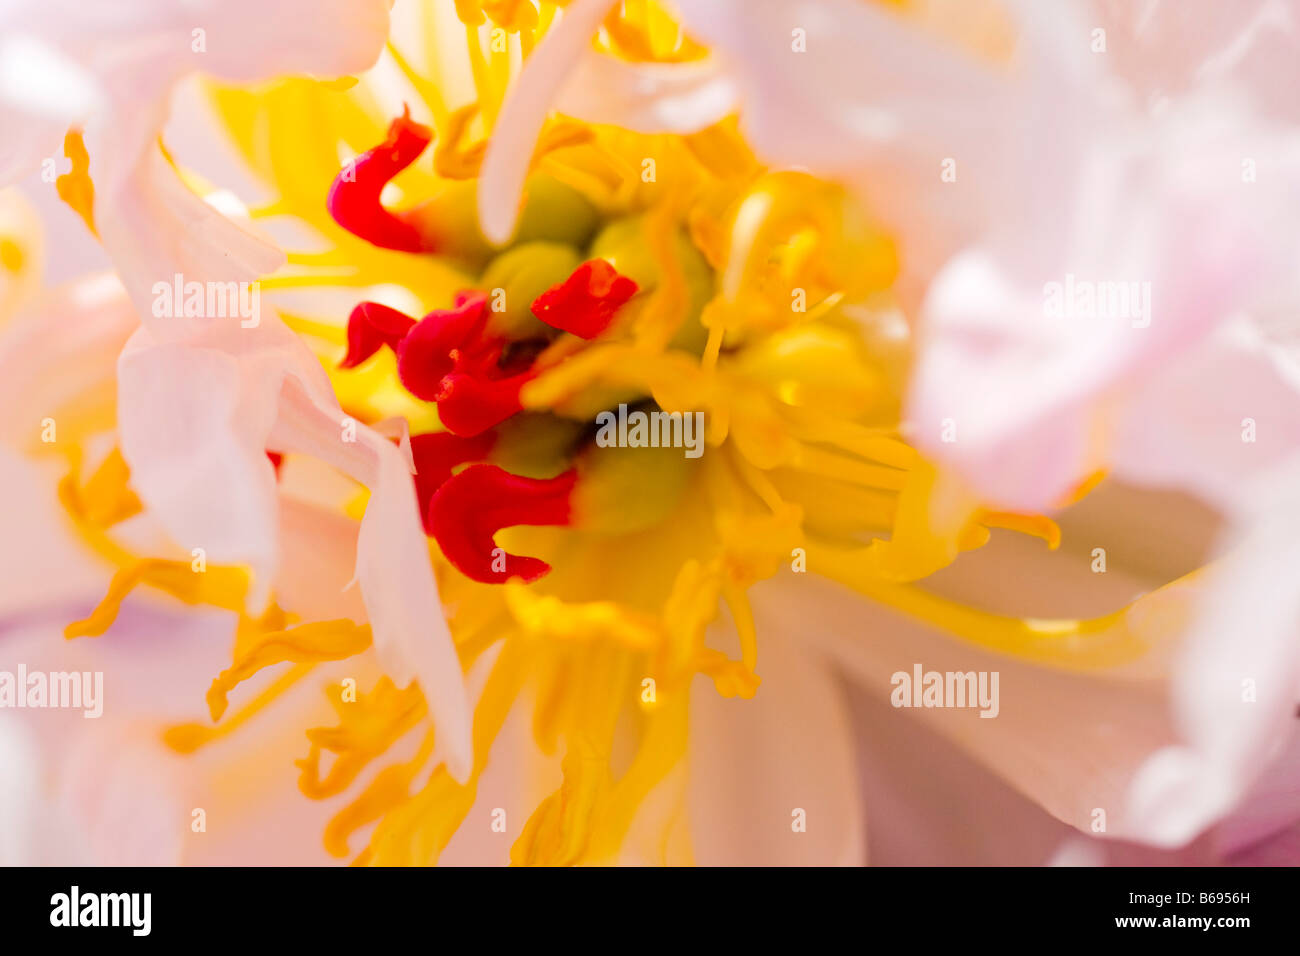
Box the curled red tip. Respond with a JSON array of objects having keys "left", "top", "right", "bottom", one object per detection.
[
  {"left": 410, "top": 431, "right": 497, "bottom": 534},
  {"left": 327, "top": 107, "right": 434, "bottom": 253},
  {"left": 395, "top": 293, "right": 489, "bottom": 400},
  {"left": 428, "top": 464, "right": 577, "bottom": 583},
  {"left": 434, "top": 367, "right": 534, "bottom": 437},
  {"left": 530, "top": 258, "right": 638, "bottom": 339},
  {"left": 341, "top": 301, "right": 418, "bottom": 368}
]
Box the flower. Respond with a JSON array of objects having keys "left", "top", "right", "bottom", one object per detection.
[{"left": 1, "top": 0, "right": 1299, "bottom": 868}]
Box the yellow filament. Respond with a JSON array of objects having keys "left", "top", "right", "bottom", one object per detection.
[
  {"left": 206, "top": 619, "right": 373, "bottom": 721},
  {"left": 164, "top": 663, "right": 316, "bottom": 754}
]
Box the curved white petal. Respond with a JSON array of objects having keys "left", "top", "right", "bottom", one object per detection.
[
  {"left": 117, "top": 316, "right": 472, "bottom": 781},
  {"left": 1125, "top": 459, "right": 1300, "bottom": 846},
  {"left": 98, "top": 151, "right": 286, "bottom": 343},
  {"left": 0, "top": 0, "right": 393, "bottom": 336},
  {"left": 765, "top": 568, "right": 1178, "bottom": 835},
  {"left": 117, "top": 330, "right": 284, "bottom": 603},
  {"left": 478, "top": 0, "right": 620, "bottom": 245},
  {"left": 908, "top": 103, "right": 1299, "bottom": 511},
  {"left": 1112, "top": 315, "right": 1300, "bottom": 514},
  {"left": 554, "top": 53, "right": 738, "bottom": 134}
]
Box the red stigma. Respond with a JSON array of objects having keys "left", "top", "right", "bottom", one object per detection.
[
  {"left": 395, "top": 293, "right": 490, "bottom": 400},
  {"left": 327, "top": 106, "right": 434, "bottom": 253},
  {"left": 410, "top": 431, "right": 497, "bottom": 534},
  {"left": 341, "top": 301, "right": 418, "bottom": 368},
  {"left": 530, "top": 259, "right": 638, "bottom": 339},
  {"left": 427, "top": 464, "right": 577, "bottom": 583}
]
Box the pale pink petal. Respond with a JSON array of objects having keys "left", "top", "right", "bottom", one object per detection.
[
  {"left": 0, "top": 272, "right": 139, "bottom": 446},
  {"left": 477, "top": 0, "right": 620, "bottom": 245},
  {"left": 117, "top": 316, "right": 471, "bottom": 780},
  {"left": 1092, "top": 0, "right": 1300, "bottom": 122},
  {"left": 1225, "top": 823, "right": 1300, "bottom": 866},
  {"left": 117, "top": 330, "right": 283, "bottom": 605},
  {"left": 53, "top": 721, "right": 187, "bottom": 865},
  {"left": 767, "top": 566, "right": 1180, "bottom": 834},
  {"left": 554, "top": 54, "right": 737, "bottom": 134},
  {"left": 1111, "top": 316, "right": 1300, "bottom": 513},
  {"left": 1215, "top": 722, "right": 1300, "bottom": 858},
  {"left": 0, "top": 449, "right": 110, "bottom": 623},
  {"left": 1, "top": 0, "right": 393, "bottom": 337},
  {"left": 688, "top": 622, "right": 863, "bottom": 865},
  {"left": 1125, "top": 461, "right": 1300, "bottom": 846},
  {"left": 0, "top": 714, "right": 41, "bottom": 864},
  {"left": 909, "top": 121, "right": 1282, "bottom": 511},
  {"left": 98, "top": 152, "right": 285, "bottom": 343},
  {"left": 275, "top": 497, "right": 367, "bottom": 623},
  {"left": 0, "top": 186, "right": 43, "bottom": 317}
]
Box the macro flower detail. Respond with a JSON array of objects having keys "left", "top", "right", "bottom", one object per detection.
[{"left": 0, "top": 0, "right": 1298, "bottom": 877}]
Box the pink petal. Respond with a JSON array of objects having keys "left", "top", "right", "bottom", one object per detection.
[
  {"left": 117, "top": 316, "right": 471, "bottom": 780},
  {"left": 689, "top": 623, "right": 864, "bottom": 865},
  {"left": 1125, "top": 462, "right": 1300, "bottom": 846}
]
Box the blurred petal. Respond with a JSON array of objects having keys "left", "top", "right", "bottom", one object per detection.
[
  {"left": 554, "top": 54, "right": 737, "bottom": 134},
  {"left": 1125, "top": 461, "right": 1300, "bottom": 846},
  {"left": 117, "top": 317, "right": 471, "bottom": 780},
  {"left": 765, "top": 568, "right": 1178, "bottom": 834},
  {"left": 0, "top": 186, "right": 43, "bottom": 317},
  {"left": 0, "top": 0, "right": 393, "bottom": 336},
  {"left": 689, "top": 623, "right": 863, "bottom": 865},
  {"left": 1111, "top": 316, "right": 1300, "bottom": 513},
  {"left": 0, "top": 272, "right": 136, "bottom": 447},
  {"left": 0, "top": 714, "right": 41, "bottom": 864}
]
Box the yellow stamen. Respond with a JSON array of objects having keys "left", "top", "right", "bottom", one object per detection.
[
  {"left": 205, "top": 619, "right": 372, "bottom": 721},
  {"left": 56, "top": 130, "right": 96, "bottom": 236}
]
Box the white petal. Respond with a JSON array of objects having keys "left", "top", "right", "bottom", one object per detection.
[
  {"left": 98, "top": 151, "right": 285, "bottom": 343},
  {"left": 0, "top": 0, "right": 393, "bottom": 338},
  {"left": 1112, "top": 315, "right": 1300, "bottom": 514},
  {"left": 478, "top": 0, "right": 621, "bottom": 245},
  {"left": 766, "top": 568, "right": 1179, "bottom": 834},
  {"left": 689, "top": 621, "right": 863, "bottom": 865},
  {"left": 554, "top": 53, "right": 737, "bottom": 134},
  {"left": 1125, "top": 459, "right": 1300, "bottom": 846},
  {"left": 117, "top": 330, "right": 283, "bottom": 605},
  {"left": 0, "top": 715, "right": 41, "bottom": 865},
  {"left": 117, "top": 316, "right": 472, "bottom": 780}
]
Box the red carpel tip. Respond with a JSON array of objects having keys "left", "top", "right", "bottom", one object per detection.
[
  {"left": 327, "top": 107, "right": 435, "bottom": 253},
  {"left": 341, "top": 301, "right": 418, "bottom": 368},
  {"left": 410, "top": 431, "right": 496, "bottom": 534},
  {"left": 530, "top": 259, "right": 638, "bottom": 340},
  {"left": 428, "top": 464, "right": 577, "bottom": 583},
  {"left": 395, "top": 293, "right": 489, "bottom": 401}
]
